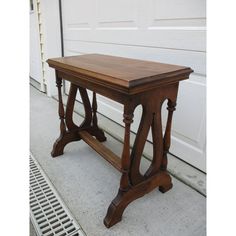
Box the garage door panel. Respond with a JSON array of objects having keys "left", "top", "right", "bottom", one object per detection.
[
  {"left": 97, "top": 0, "right": 138, "bottom": 26},
  {"left": 152, "top": 0, "right": 206, "bottom": 20},
  {"left": 62, "top": 0, "right": 93, "bottom": 28},
  {"left": 63, "top": 29, "right": 205, "bottom": 52}
]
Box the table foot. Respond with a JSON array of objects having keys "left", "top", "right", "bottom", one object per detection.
[
  {"left": 104, "top": 171, "right": 172, "bottom": 228},
  {"left": 89, "top": 127, "right": 107, "bottom": 142},
  {"left": 104, "top": 201, "right": 122, "bottom": 228},
  {"left": 159, "top": 182, "right": 173, "bottom": 193},
  {"left": 51, "top": 131, "right": 81, "bottom": 157},
  {"left": 104, "top": 187, "right": 142, "bottom": 228}
]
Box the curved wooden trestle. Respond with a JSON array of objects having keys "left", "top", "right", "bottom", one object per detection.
[
  {"left": 51, "top": 73, "right": 106, "bottom": 157},
  {"left": 104, "top": 83, "right": 179, "bottom": 228}
]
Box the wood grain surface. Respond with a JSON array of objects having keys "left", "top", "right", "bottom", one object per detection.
[{"left": 47, "top": 54, "right": 193, "bottom": 89}]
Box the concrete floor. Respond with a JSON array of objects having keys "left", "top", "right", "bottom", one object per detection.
[{"left": 30, "top": 85, "right": 206, "bottom": 236}]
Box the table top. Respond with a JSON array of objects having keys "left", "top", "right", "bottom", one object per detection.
[{"left": 47, "top": 54, "right": 193, "bottom": 90}]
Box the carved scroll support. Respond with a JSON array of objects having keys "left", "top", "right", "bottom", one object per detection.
[
  {"left": 65, "top": 83, "right": 79, "bottom": 131},
  {"left": 129, "top": 107, "right": 153, "bottom": 185},
  {"left": 144, "top": 104, "right": 163, "bottom": 178}
]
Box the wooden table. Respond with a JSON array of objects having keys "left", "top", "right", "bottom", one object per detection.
[{"left": 47, "top": 54, "right": 193, "bottom": 228}]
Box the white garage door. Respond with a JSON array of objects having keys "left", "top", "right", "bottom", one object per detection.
[{"left": 61, "top": 0, "right": 206, "bottom": 172}]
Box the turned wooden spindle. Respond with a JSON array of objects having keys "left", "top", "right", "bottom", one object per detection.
[
  {"left": 92, "top": 92, "right": 98, "bottom": 128},
  {"left": 161, "top": 99, "right": 177, "bottom": 170},
  {"left": 120, "top": 107, "right": 134, "bottom": 191},
  {"left": 56, "top": 75, "right": 66, "bottom": 135}
]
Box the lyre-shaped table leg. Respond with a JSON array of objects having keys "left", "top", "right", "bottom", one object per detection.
[
  {"left": 104, "top": 84, "right": 179, "bottom": 228},
  {"left": 51, "top": 76, "right": 81, "bottom": 157},
  {"left": 51, "top": 79, "right": 107, "bottom": 157}
]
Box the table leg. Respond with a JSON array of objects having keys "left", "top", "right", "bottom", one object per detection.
[
  {"left": 104, "top": 85, "right": 178, "bottom": 228},
  {"left": 51, "top": 76, "right": 81, "bottom": 157},
  {"left": 51, "top": 78, "right": 106, "bottom": 157},
  {"left": 104, "top": 103, "right": 135, "bottom": 228}
]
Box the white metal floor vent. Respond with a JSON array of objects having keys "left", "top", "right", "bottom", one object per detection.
[{"left": 30, "top": 155, "right": 86, "bottom": 236}]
